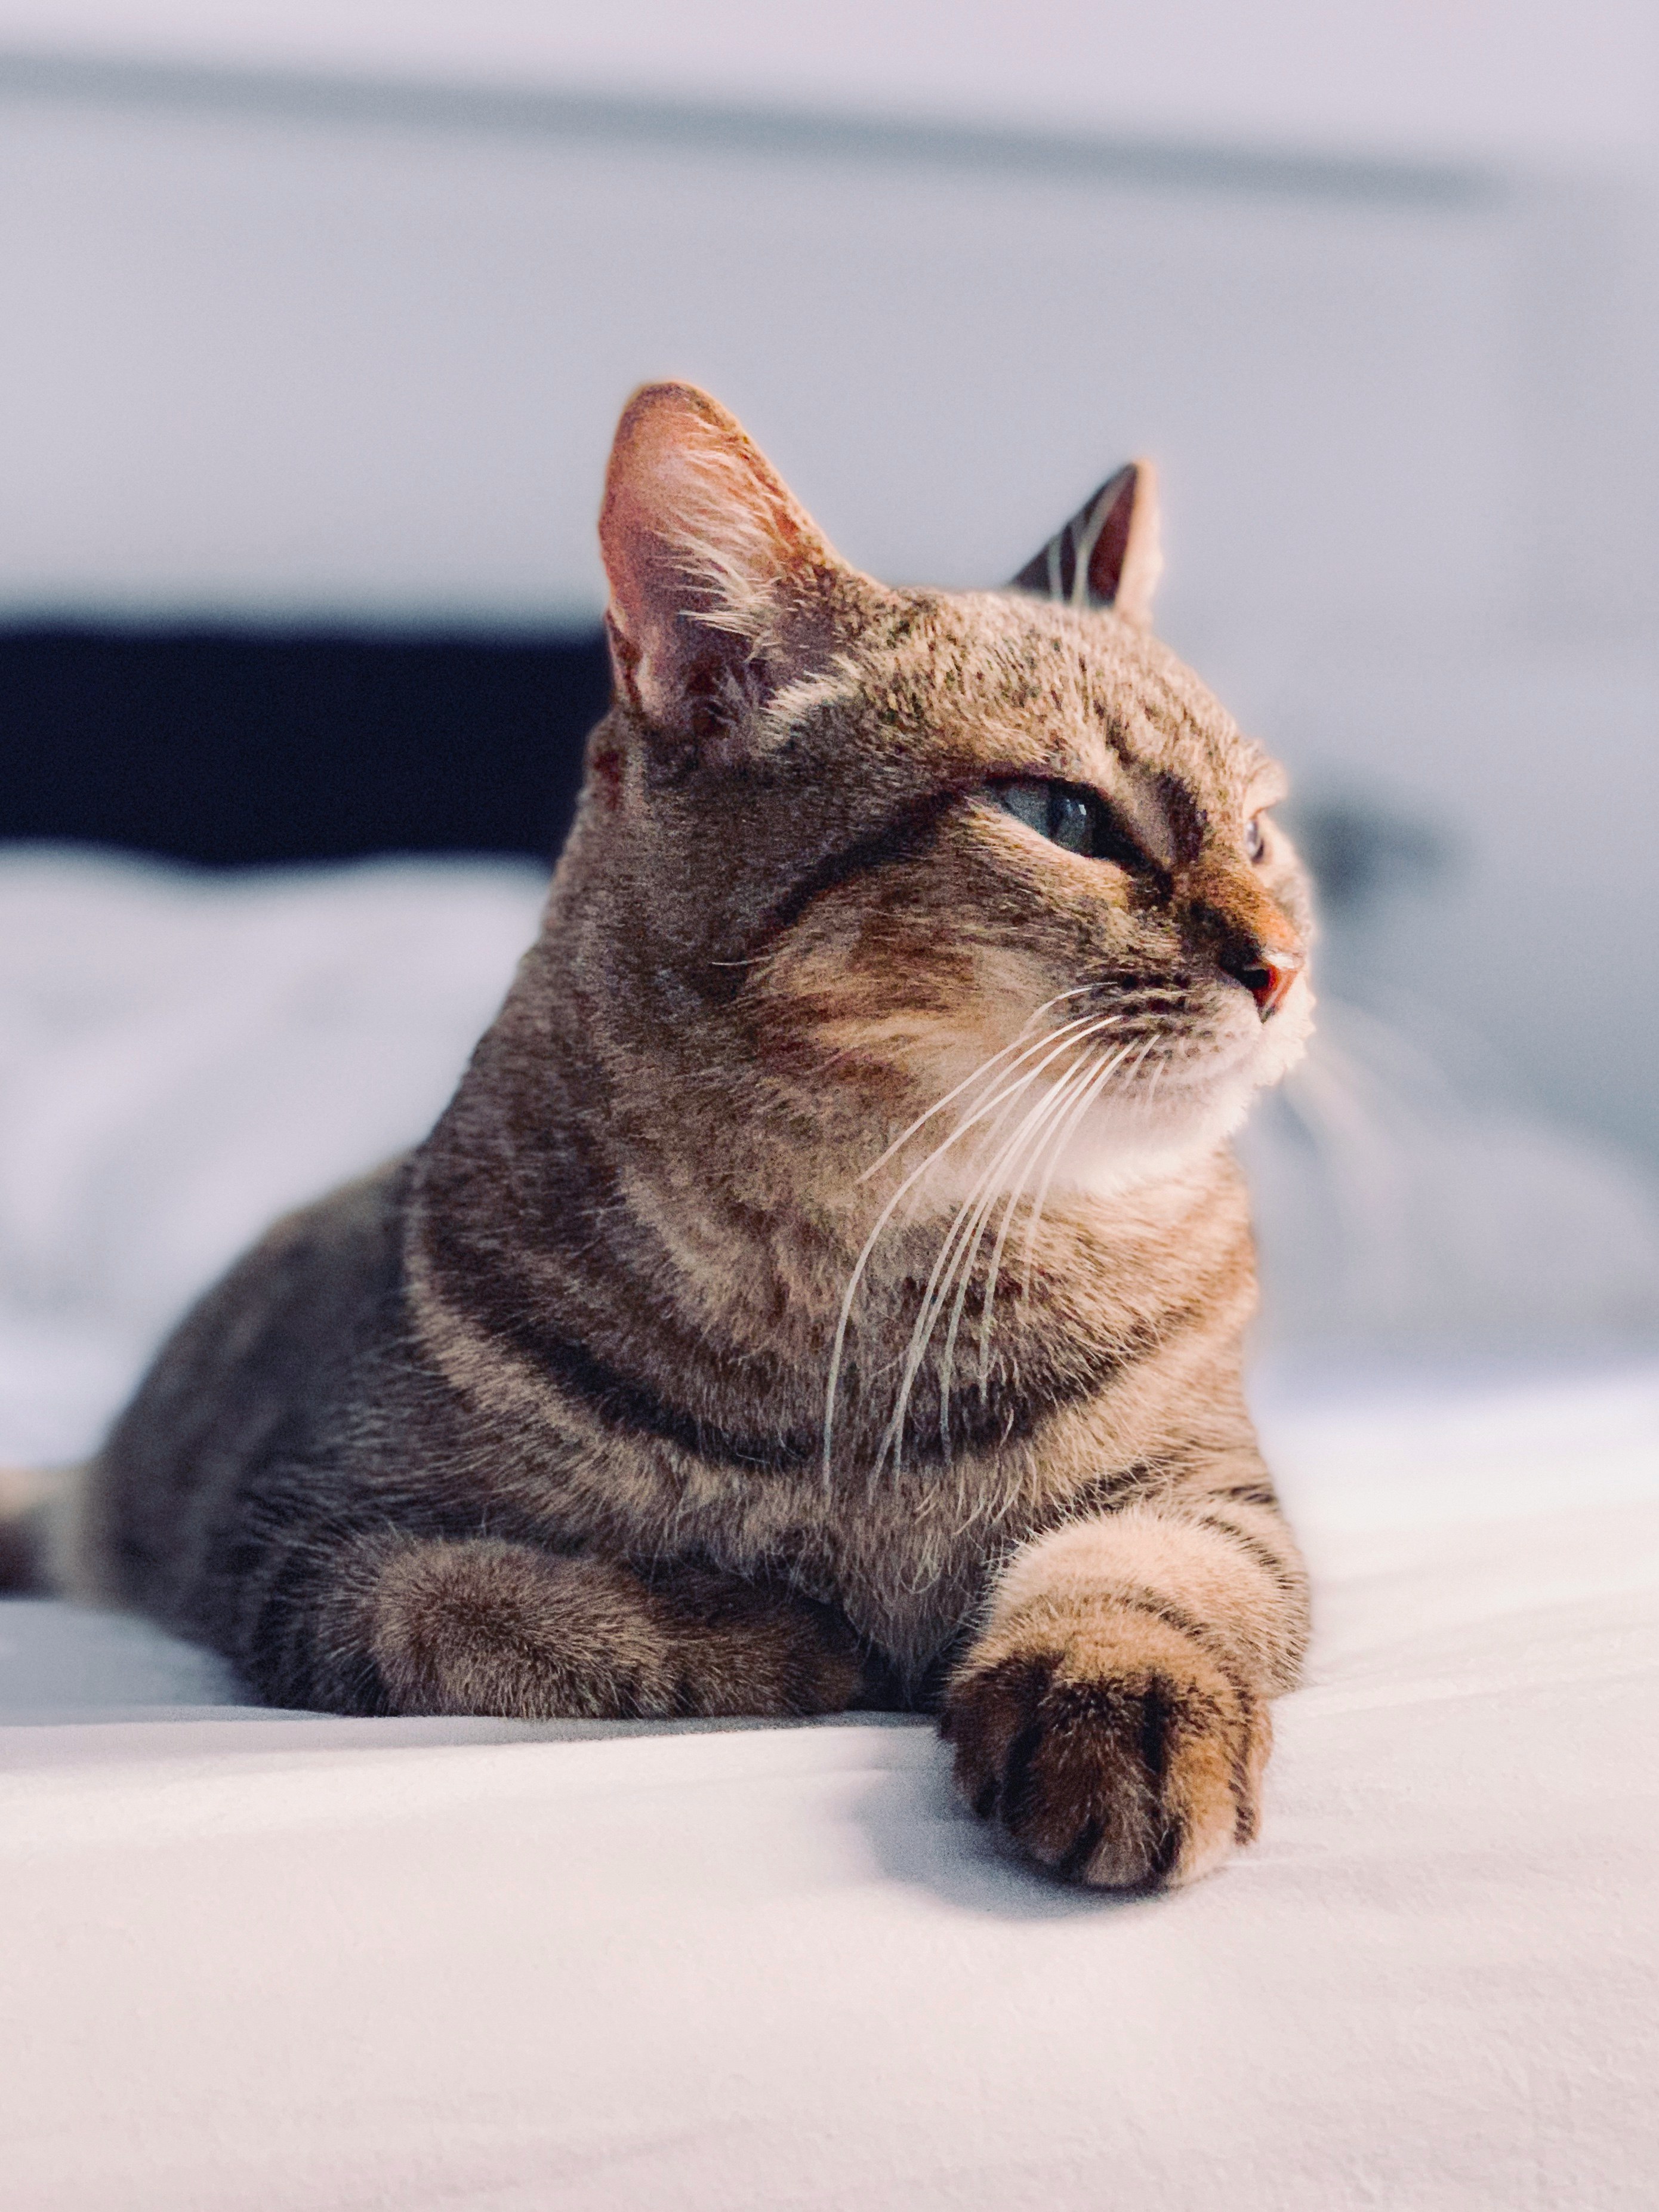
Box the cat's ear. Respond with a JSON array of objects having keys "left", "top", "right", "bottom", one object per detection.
[
  {"left": 1010, "top": 461, "right": 1163, "bottom": 629},
  {"left": 599, "top": 382, "right": 844, "bottom": 745}
]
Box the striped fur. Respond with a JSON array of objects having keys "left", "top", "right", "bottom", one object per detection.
[{"left": 80, "top": 384, "right": 1313, "bottom": 1887}]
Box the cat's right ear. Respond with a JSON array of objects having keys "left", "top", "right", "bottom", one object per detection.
[
  {"left": 599, "top": 383, "right": 844, "bottom": 750},
  {"left": 1010, "top": 461, "right": 1162, "bottom": 627}
]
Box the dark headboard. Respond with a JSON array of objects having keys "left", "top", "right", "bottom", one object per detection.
[{"left": 0, "top": 626, "right": 613, "bottom": 867}]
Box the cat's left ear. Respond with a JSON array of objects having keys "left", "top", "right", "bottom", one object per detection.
[
  {"left": 1010, "top": 461, "right": 1162, "bottom": 629},
  {"left": 599, "top": 382, "right": 847, "bottom": 750}
]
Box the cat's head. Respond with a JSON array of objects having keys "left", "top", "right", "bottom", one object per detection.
[{"left": 578, "top": 383, "right": 1312, "bottom": 1197}]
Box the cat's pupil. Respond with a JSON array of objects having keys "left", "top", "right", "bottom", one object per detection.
[{"left": 1050, "top": 790, "right": 1091, "bottom": 852}]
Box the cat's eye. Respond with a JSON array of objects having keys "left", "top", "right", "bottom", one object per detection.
[
  {"left": 991, "top": 778, "right": 1139, "bottom": 866},
  {"left": 997, "top": 779, "right": 1091, "bottom": 853},
  {"left": 1245, "top": 813, "right": 1267, "bottom": 862}
]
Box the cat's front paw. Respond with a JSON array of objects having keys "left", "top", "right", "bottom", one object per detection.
[{"left": 942, "top": 1600, "right": 1269, "bottom": 1890}]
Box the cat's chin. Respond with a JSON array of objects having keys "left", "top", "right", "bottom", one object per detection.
[
  {"left": 1054, "top": 1085, "right": 1256, "bottom": 1200},
  {"left": 1051, "top": 999, "right": 1312, "bottom": 1199},
  {"left": 906, "top": 982, "right": 1312, "bottom": 1211}
]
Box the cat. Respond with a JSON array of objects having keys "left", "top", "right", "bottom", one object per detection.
[{"left": 57, "top": 384, "right": 1315, "bottom": 1890}]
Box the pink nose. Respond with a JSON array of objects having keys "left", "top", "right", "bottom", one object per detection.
[{"left": 1234, "top": 947, "right": 1303, "bottom": 1020}]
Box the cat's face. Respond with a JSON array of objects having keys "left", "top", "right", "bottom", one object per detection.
[{"left": 587, "top": 385, "right": 1312, "bottom": 1197}]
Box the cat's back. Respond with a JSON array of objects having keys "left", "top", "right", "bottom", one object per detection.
[{"left": 82, "top": 1160, "right": 410, "bottom": 1619}]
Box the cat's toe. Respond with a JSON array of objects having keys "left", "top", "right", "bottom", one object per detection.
[{"left": 942, "top": 1607, "right": 1268, "bottom": 1889}]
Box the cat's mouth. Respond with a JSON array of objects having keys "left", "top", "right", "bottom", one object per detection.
[
  {"left": 1055, "top": 973, "right": 1308, "bottom": 1089},
  {"left": 1129, "top": 1011, "right": 1294, "bottom": 1090},
  {"left": 906, "top": 994, "right": 1306, "bottom": 1210},
  {"left": 1025, "top": 978, "right": 1312, "bottom": 1178}
]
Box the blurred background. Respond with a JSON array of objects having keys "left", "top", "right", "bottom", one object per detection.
[{"left": 4, "top": 1, "right": 1659, "bottom": 1466}]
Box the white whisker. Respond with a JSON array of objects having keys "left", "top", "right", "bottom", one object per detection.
[
  {"left": 941, "top": 1051, "right": 1108, "bottom": 1441},
  {"left": 856, "top": 988, "right": 1097, "bottom": 1185},
  {"left": 877, "top": 1019, "right": 1123, "bottom": 1479},
  {"left": 980, "top": 1036, "right": 1143, "bottom": 1384},
  {"left": 1011, "top": 1036, "right": 1146, "bottom": 1300},
  {"left": 820, "top": 1008, "right": 1123, "bottom": 1480},
  {"left": 913, "top": 1071, "right": 1084, "bottom": 1464}
]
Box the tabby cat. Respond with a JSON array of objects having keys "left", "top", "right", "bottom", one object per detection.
[{"left": 68, "top": 385, "right": 1315, "bottom": 1889}]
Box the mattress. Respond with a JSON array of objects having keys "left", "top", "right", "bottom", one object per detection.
[{"left": 3, "top": 848, "right": 1657, "bottom": 2208}]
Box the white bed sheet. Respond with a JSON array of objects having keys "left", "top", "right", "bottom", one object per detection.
[{"left": 4, "top": 1368, "right": 1657, "bottom": 2212}]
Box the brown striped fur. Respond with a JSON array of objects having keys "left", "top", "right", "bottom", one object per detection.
[{"left": 76, "top": 385, "right": 1313, "bottom": 1888}]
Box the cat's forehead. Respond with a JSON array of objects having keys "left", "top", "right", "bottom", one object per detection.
[{"left": 864, "top": 589, "right": 1274, "bottom": 805}]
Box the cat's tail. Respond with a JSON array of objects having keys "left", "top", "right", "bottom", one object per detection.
[{"left": 0, "top": 1462, "right": 88, "bottom": 1595}]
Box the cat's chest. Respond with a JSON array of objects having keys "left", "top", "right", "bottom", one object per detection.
[{"left": 554, "top": 1431, "right": 1078, "bottom": 1677}]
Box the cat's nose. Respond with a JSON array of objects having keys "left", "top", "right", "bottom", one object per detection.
[
  {"left": 1183, "top": 869, "right": 1305, "bottom": 1021},
  {"left": 1222, "top": 941, "right": 1303, "bottom": 1019}
]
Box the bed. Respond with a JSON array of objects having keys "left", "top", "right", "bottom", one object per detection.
[{"left": 3, "top": 848, "right": 1656, "bottom": 2210}]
